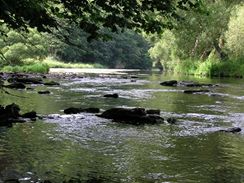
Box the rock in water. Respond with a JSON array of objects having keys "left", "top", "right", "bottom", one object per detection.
[
  {"left": 146, "top": 109, "right": 160, "bottom": 115},
  {"left": 167, "top": 117, "right": 177, "bottom": 124},
  {"left": 4, "top": 82, "right": 26, "bottom": 89},
  {"left": 44, "top": 81, "right": 60, "bottom": 86},
  {"left": 219, "top": 127, "right": 241, "bottom": 133},
  {"left": 160, "top": 80, "right": 177, "bottom": 86},
  {"left": 99, "top": 108, "right": 164, "bottom": 125},
  {"left": 64, "top": 107, "right": 100, "bottom": 114},
  {"left": 38, "top": 90, "right": 50, "bottom": 94},
  {"left": 103, "top": 93, "right": 119, "bottom": 98},
  {"left": 21, "top": 111, "right": 37, "bottom": 118},
  {"left": 183, "top": 90, "right": 210, "bottom": 94}
]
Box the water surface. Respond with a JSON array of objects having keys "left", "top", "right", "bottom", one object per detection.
[{"left": 0, "top": 71, "right": 243, "bottom": 183}]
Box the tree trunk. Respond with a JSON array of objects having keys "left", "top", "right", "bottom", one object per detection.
[{"left": 213, "top": 41, "right": 228, "bottom": 60}]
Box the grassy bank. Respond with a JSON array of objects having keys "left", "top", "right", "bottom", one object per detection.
[
  {"left": 1, "top": 58, "right": 105, "bottom": 74},
  {"left": 173, "top": 58, "right": 244, "bottom": 78}
]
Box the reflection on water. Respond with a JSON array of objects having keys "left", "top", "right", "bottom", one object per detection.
[{"left": 0, "top": 71, "right": 244, "bottom": 183}]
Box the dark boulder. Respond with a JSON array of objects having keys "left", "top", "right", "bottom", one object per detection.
[
  {"left": 8, "top": 77, "right": 43, "bottom": 84},
  {"left": 4, "top": 82, "right": 26, "bottom": 89},
  {"left": 160, "top": 80, "right": 177, "bottom": 86},
  {"left": 219, "top": 127, "right": 241, "bottom": 133},
  {"left": 146, "top": 109, "right": 160, "bottom": 115},
  {"left": 103, "top": 93, "right": 119, "bottom": 98},
  {"left": 167, "top": 117, "right": 177, "bottom": 124},
  {"left": 21, "top": 111, "right": 37, "bottom": 118},
  {"left": 64, "top": 107, "right": 100, "bottom": 114},
  {"left": 38, "top": 90, "right": 50, "bottom": 94},
  {"left": 183, "top": 90, "right": 210, "bottom": 94},
  {"left": 98, "top": 108, "right": 164, "bottom": 125},
  {"left": 44, "top": 81, "right": 60, "bottom": 86},
  {"left": 4, "top": 103, "right": 20, "bottom": 118}
]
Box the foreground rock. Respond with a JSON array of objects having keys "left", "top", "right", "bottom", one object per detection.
[
  {"left": 0, "top": 103, "right": 37, "bottom": 127},
  {"left": 103, "top": 93, "right": 119, "bottom": 98},
  {"left": 183, "top": 89, "right": 210, "bottom": 94},
  {"left": 160, "top": 80, "right": 177, "bottom": 86},
  {"left": 98, "top": 108, "right": 164, "bottom": 125},
  {"left": 38, "top": 90, "right": 51, "bottom": 94},
  {"left": 218, "top": 127, "right": 241, "bottom": 133},
  {"left": 64, "top": 107, "right": 100, "bottom": 114},
  {"left": 3, "top": 82, "right": 26, "bottom": 89},
  {"left": 8, "top": 77, "right": 43, "bottom": 84},
  {"left": 160, "top": 80, "right": 216, "bottom": 87}
]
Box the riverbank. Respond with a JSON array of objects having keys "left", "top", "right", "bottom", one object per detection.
[
  {"left": 0, "top": 58, "right": 105, "bottom": 74},
  {"left": 173, "top": 58, "right": 244, "bottom": 78}
]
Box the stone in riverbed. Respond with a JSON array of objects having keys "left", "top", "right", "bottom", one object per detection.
[
  {"left": 98, "top": 107, "right": 164, "bottom": 125},
  {"left": 167, "top": 117, "right": 177, "bottom": 124},
  {"left": 146, "top": 109, "right": 160, "bottom": 115},
  {"left": 160, "top": 80, "right": 177, "bottom": 86},
  {"left": 21, "top": 111, "right": 37, "bottom": 118},
  {"left": 38, "top": 90, "right": 50, "bottom": 94},
  {"left": 4, "top": 82, "right": 26, "bottom": 89},
  {"left": 183, "top": 89, "right": 210, "bottom": 94},
  {"left": 103, "top": 93, "right": 119, "bottom": 98},
  {"left": 8, "top": 77, "right": 43, "bottom": 84},
  {"left": 218, "top": 127, "right": 241, "bottom": 133},
  {"left": 64, "top": 107, "right": 100, "bottom": 114},
  {"left": 44, "top": 81, "right": 60, "bottom": 86}
]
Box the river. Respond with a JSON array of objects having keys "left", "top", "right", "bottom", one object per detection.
[{"left": 0, "top": 70, "right": 243, "bottom": 183}]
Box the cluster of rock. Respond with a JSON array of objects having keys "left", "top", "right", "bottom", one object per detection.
[
  {"left": 0, "top": 103, "right": 37, "bottom": 127},
  {"left": 160, "top": 80, "right": 217, "bottom": 94},
  {"left": 0, "top": 73, "right": 60, "bottom": 94}
]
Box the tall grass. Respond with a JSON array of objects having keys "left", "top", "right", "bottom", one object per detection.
[
  {"left": 43, "top": 57, "right": 104, "bottom": 69},
  {"left": 172, "top": 58, "right": 244, "bottom": 78},
  {"left": 2, "top": 63, "right": 49, "bottom": 73}
]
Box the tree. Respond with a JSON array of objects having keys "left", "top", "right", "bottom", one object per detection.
[
  {"left": 225, "top": 3, "right": 244, "bottom": 59},
  {"left": 0, "top": 0, "right": 201, "bottom": 39}
]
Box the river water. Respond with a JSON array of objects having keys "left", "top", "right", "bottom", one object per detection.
[{"left": 0, "top": 70, "right": 243, "bottom": 183}]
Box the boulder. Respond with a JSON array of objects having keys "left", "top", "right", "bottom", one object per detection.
[
  {"left": 98, "top": 108, "right": 164, "bottom": 125},
  {"left": 183, "top": 90, "right": 210, "bottom": 94},
  {"left": 160, "top": 80, "right": 177, "bottom": 86},
  {"left": 219, "top": 127, "right": 241, "bottom": 133},
  {"left": 21, "top": 111, "right": 37, "bottom": 118},
  {"left": 8, "top": 77, "right": 43, "bottom": 84},
  {"left": 44, "top": 81, "right": 60, "bottom": 86},
  {"left": 146, "top": 109, "right": 160, "bottom": 115},
  {"left": 38, "top": 90, "right": 50, "bottom": 94},
  {"left": 103, "top": 93, "right": 119, "bottom": 98},
  {"left": 4, "top": 82, "right": 26, "bottom": 89},
  {"left": 64, "top": 107, "right": 100, "bottom": 114},
  {"left": 167, "top": 117, "right": 177, "bottom": 124}
]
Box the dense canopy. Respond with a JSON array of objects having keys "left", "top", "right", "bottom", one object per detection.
[{"left": 0, "top": 0, "right": 201, "bottom": 37}]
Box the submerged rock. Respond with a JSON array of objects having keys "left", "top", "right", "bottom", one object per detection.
[
  {"left": 103, "top": 93, "right": 119, "bottom": 98},
  {"left": 0, "top": 104, "right": 38, "bottom": 127},
  {"left": 44, "top": 81, "right": 60, "bottom": 86},
  {"left": 183, "top": 90, "right": 210, "bottom": 94},
  {"left": 218, "top": 127, "right": 241, "bottom": 133},
  {"left": 146, "top": 109, "right": 160, "bottom": 115},
  {"left": 8, "top": 77, "right": 43, "bottom": 84},
  {"left": 4, "top": 82, "right": 26, "bottom": 89},
  {"left": 160, "top": 80, "right": 177, "bottom": 86},
  {"left": 64, "top": 107, "right": 100, "bottom": 114},
  {"left": 21, "top": 111, "right": 37, "bottom": 118},
  {"left": 38, "top": 90, "right": 51, "bottom": 94},
  {"left": 167, "top": 117, "right": 177, "bottom": 124},
  {"left": 98, "top": 107, "right": 164, "bottom": 125}
]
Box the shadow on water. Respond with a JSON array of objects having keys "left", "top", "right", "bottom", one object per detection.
[{"left": 0, "top": 71, "right": 244, "bottom": 182}]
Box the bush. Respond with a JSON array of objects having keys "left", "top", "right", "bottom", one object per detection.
[{"left": 2, "top": 63, "right": 49, "bottom": 73}]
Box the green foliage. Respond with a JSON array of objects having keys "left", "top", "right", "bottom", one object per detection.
[
  {"left": 225, "top": 3, "right": 244, "bottom": 59},
  {"left": 43, "top": 57, "right": 104, "bottom": 69},
  {"left": 51, "top": 29, "right": 152, "bottom": 69},
  {"left": 0, "top": 27, "right": 49, "bottom": 66},
  {"left": 2, "top": 63, "right": 49, "bottom": 73},
  {"left": 0, "top": 0, "right": 201, "bottom": 39}
]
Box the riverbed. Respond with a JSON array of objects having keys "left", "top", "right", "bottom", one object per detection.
[{"left": 0, "top": 70, "right": 243, "bottom": 183}]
